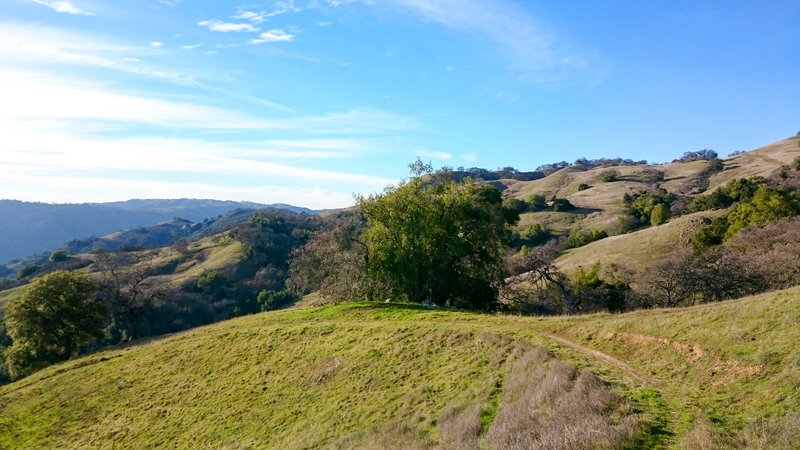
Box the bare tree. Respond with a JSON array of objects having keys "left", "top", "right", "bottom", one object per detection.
[
  {"left": 642, "top": 251, "right": 698, "bottom": 307},
  {"left": 503, "top": 243, "right": 575, "bottom": 314},
  {"left": 96, "top": 250, "right": 165, "bottom": 341}
]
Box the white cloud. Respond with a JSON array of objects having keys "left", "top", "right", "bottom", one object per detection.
[
  {"left": 267, "top": 1, "right": 301, "bottom": 16},
  {"left": 250, "top": 29, "right": 295, "bottom": 44},
  {"left": 233, "top": 11, "right": 268, "bottom": 23},
  {"left": 0, "top": 24, "right": 197, "bottom": 85},
  {"left": 0, "top": 70, "right": 416, "bottom": 134},
  {"left": 0, "top": 131, "right": 393, "bottom": 185},
  {"left": 150, "top": 41, "right": 163, "bottom": 47},
  {"left": 197, "top": 20, "right": 258, "bottom": 33},
  {"left": 31, "top": 0, "right": 93, "bottom": 16},
  {"left": 419, "top": 150, "right": 453, "bottom": 160},
  {"left": 182, "top": 43, "right": 202, "bottom": 50}
]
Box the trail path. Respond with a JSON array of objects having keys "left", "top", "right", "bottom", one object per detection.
[{"left": 539, "top": 332, "right": 657, "bottom": 386}]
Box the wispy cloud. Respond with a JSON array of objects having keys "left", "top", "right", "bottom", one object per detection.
[
  {"left": 197, "top": 20, "right": 258, "bottom": 33},
  {"left": 150, "top": 41, "right": 163, "bottom": 47},
  {"left": 418, "top": 150, "right": 453, "bottom": 160},
  {"left": 31, "top": 0, "right": 93, "bottom": 16},
  {"left": 233, "top": 10, "right": 268, "bottom": 23},
  {"left": 182, "top": 43, "right": 201, "bottom": 50},
  {"left": 235, "top": 1, "right": 301, "bottom": 23},
  {"left": 0, "top": 71, "right": 414, "bottom": 133},
  {"left": 250, "top": 29, "right": 294, "bottom": 44},
  {"left": 0, "top": 23, "right": 197, "bottom": 84},
  {"left": 0, "top": 66, "right": 412, "bottom": 208},
  {"left": 388, "top": 0, "right": 608, "bottom": 85}
]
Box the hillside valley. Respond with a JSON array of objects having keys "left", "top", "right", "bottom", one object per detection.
[{"left": 1, "top": 136, "right": 800, "bottom": 447}]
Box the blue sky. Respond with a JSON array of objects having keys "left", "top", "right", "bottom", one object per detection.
[{"left": 1, "top": 0, "right": 798, "bottom": 209}]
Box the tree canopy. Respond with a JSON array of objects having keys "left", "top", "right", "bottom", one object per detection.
[
  {"left": 5, "top": 270, "right": 105, "bottom": 379},
  {"left": 356, "top": 162, "right": 519, "bottom": 310}
]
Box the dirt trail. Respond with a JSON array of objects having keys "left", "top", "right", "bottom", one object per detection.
[{"left": 539, "top": 332, "right": 657, "bottom": 386}]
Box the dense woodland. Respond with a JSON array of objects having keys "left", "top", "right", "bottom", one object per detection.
[{"left": 2, "top": 138, "right": 800, "bottom": 382}]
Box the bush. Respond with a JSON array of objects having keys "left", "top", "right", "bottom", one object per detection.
[
  {"left": 16, "top": 265, "right": 38, "bottom": 280},
  {"left": 551, "top": 198, "right": 575, "bottom": 212},
  {"left": 577, "top": 183, "right": 590, "bottom": 191},
  {"left": 49, "top": 250, "right": 69, "bottom": 262},
  {"left": 257, "top": 290, "right": 297, "bottom": 311},
  {"left": 601, "top": 171, "right": 620, "bottom": 182},
  {"left": 566, "top": 229, "right": 608, "bottom": 249},
  {"left": 528, "top": 194, "right": 547, "bottom": 211},
  {"left": 503, "top": 198, "right": 528, "bottom": 214},
  {"left": 686, "top": 177, "right": 765, "bottom": 213},
  {"left": 623, "top": 189, "right": 675, "bottom": 228},
  {"left": 650, "top": 203, "right": 670, "bottom": 226}
]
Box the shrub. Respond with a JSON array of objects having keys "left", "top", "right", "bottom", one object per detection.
[
  {"left": 577, "top": 183, "right": 590, "bottom": 191},
  {"left": 623, "top": 189, "right": 675, "bottom": 227},
  {"left": 687, "top": 177, "right": 765, "bottom": 213},
  {"left": 528, "top": 194, "right": 547, "bottom": 211},
  {"left": 256, "top": 290, "right": 297, "bottom": 311},
  {"left": 566, "top": 228, "right": 608, "bottom": 249},
  {"left": 650, "top": 203, "right": 670, "bottom": 226},
  {"left": 601, "top": 170, "right": 620, "bottom": 182},
  {"left": 519, "top": 223, "right": 553, "bottom": 247},
  {"left": 502, "top": 197, "right": 528, "bottom": 214},
  {"left": 551, "top": 198, "right": 575, "bottom": 212},
  {"left": 49, "top": 250, "right": 69, "bottom": 262},
  {"left": 16, "top": 265, "right": 38, "bottom": 280}
]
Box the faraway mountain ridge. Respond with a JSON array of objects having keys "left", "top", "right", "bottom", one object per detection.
[{"left": 0, "top": 199, "right": 322, "bottom": 265}]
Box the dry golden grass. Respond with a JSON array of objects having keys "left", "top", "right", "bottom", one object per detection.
[
  {"left": 708, "top": 136, "right": 800, "bottom": 192},
  {"left": 554, "top": 209, "right": 726, "bottom": 275},
  {"left": 479, "top": 342, "right": 638, "bottom": 449}
]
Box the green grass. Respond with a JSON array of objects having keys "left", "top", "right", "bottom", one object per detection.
[
  {"left": 531, "top": 286, "right": 800, "bottom": 446},
  {"left": 0, "top": 303, "right": 643, "bottom": 449},
  {"left": 0, "top": 285, "right": 25, "bottom": 312},
  {"left": 1, "top": 285, "right": 799, "bottom": 448}
]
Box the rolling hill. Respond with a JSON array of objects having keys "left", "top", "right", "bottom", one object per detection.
[
  {"left": 1, "top": 135, "right": 799, "bottom": 447},
  {"left": 1, "top": 286, "right": 798, "bottom": 448}
]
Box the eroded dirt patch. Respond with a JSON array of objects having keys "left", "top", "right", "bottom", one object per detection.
[{"left": 597, "top": 331, "right": 762, "bottom": 386}]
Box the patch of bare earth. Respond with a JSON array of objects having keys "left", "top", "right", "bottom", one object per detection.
[{"left": 596, "top": 331, "right": 762, "bottom": 386}]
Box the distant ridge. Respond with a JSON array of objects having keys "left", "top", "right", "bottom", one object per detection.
[{"left": 0, "top": 199, "right": 322, "bottom": 264}]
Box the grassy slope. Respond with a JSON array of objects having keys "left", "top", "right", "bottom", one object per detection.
[
  {"left": 554, "top": 209, "right": 726, "bottom": 275},
  {"left": 503, "top": 136, "right": 799, "bottom": 239},
  {"left": 707, "top": 136, "right": 800, "bottom": 192},
  {"left": 0, "top": 304, "right": 644, "bottom": 449},
  {"left": 2, "top": 287, "right": 800, "bottom": 448},
  {"left": 532, "top": 286, "right": 800, "bottom": 446},
  {"left": 0, "top": 285, "right": 25, "bottom": 312},
  {"left": 0, "top": 236, "right": 245, "bottom": 315}
]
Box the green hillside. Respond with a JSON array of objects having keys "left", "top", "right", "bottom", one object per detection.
[
  {"left": 536, "top": 286, "right": 800, "bottom": 448},
  {"left": 3, "top": 286, "right": 799, "bottom": 448}
]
